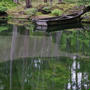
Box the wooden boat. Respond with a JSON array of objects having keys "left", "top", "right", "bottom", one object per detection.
[{"left": 34, "top": 6, "right": 90, "bottom": 26}]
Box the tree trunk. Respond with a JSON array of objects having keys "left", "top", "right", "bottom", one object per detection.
[
  {"left": 26, "top": 0, "right": 32, "bottom": 8},
  {"left": 50, "top": 0, "right": 53, "bottom": 6},
  {"left": 58, "top": 0, "right": 63, "bottom": 3},
  {"left": 10, "top": 25, "right": 17, "bottom": 90},
  {"left": 44, "top": 0, "right": 47, "bottom": 3},
  {"left": 13, "top": 0, "right": 19, "bottom": 4}
]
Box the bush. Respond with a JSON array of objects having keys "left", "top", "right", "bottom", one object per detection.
[
  {"left": 25, "top": 8, "right": 37, "bottom": 16},
  {"left": 0, "top": 1, "right": 17, "bottom": 9},
  {"left": 0, "top": 6, "right": 7, "bottom": 12},
  {"left": 51, "top": 9, "right": 63, "bottom": 16},
  {"left": 0, "top": 26, "right": 8, "bottom": 32},
  {"left": 42, "top": 6, "right": 51, "bottom": 13}
]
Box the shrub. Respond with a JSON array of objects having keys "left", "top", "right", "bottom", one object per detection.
[
  {"left": 0, "top": 1, "right": 17, "bottom": 9},
  {"left": 0, "top": 6, "right": 7, "bottom": 12},
  {"left": 51, "top": 9, "right": 63, "bottom": 16},
  {"left": 0, "top": 26, "right": 8, "bottom": 32},
  {"left": 25, "top": 8, "right": 37, "bottom": 16},
  {"left": 42, "top": 6, "right": 51, "bottom": 13}
]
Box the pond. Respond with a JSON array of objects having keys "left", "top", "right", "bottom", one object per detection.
[{"left": 0, "top": 20, "right": 90, "bottom": 90}]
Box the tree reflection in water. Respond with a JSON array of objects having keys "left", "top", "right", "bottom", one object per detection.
[{"left": 0, "top": 23, "right": 90, "bottom": 90}]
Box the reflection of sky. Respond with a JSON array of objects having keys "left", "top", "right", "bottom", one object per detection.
[
  {"left": 34, "top": 59, "right": 41, "bottom": 70},
  {"left": 67, "top": 56, "right": 89, "bottom": 90}
]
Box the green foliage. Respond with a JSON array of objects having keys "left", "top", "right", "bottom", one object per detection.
[
  {"left": 59, "top": 30, "right": 90, "bottom": 56},
  {"left": 0, "top": 1, "right": 17, "bottom": 9},
  {"left": 0, "top": 57, "right": 70, "bottom": 90},
  {"left": 0, "top": 56, "right": 90, "bottom": 90},
  {"left": 25, "top": 22, "right": 35, "bottom": 33},
  {"left": 51, "top": 9, "right": 63, "bottom": 16},
  {"left": 42, "top": 6, "right": 51, "bottom": 13},
  {"left": 0, "top": 6, "right": 7, "bottom": 12},
  {"left": 25, "top": 8, "right": 37, "bottom": 16},
  {"left": 0, "top": 26, "right": 8, "bottom": 32}
]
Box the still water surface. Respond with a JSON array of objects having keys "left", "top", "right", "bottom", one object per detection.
[{"left": 0, "top": 20, "right": 90, "bottom": 90}]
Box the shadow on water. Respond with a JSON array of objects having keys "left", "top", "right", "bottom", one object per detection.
[
  {"left": 35, "top": 22, "right": 90, "bottom": 32},
  {"left": 0, "top": 19, "right": 90, "bottom": 90}
]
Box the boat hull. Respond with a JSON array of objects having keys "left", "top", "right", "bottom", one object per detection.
[{"left": 35, "top": 16, "right": 81, "bottom": 27}]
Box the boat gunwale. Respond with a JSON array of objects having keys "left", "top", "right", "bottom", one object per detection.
[{"left": 36, "top": 13, "right": 81, "bottom": 22}]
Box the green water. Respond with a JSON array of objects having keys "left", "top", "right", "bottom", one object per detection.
[{"left": 0, "top": 20, "right": 90, "bottom": 90}]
